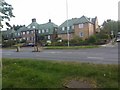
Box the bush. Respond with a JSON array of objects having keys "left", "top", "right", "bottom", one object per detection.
[
  {"left": 51, "top": 40, "right": 68, "bottom": 46},
  {"left": 86, "top": 35, "right": 97, "bottom": 45},
  {"left": 2, "top": 40, "right": 16, "bottom": 47},
  {"left": 70, "top": 36, "right": 83, "bottom": 46}
]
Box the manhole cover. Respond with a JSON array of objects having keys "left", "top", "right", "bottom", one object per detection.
[{"left": 64, "top": 80, "right": 93, "bottom": 88}]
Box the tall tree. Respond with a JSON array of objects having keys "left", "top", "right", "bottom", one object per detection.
[
  {"left": 102, "top": 20, "right": 118, "bottom": 37},
  {"left": 0, "top": 0, "right": 14, "bottom": 28}
]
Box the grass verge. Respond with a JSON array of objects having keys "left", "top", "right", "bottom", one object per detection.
[
  {"left": 44, "top": 45, "right": 99, "bottom": 49},
  {"left": 2, "top": 58, "right": 118, "bottom": 88}
]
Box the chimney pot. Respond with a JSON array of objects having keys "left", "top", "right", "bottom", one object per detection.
[
  {"left": 49, "top": 19, "right": 51, "bottom": 23},
  {"left": 32, "top": 18, "right": 36, "bottom": 22}
]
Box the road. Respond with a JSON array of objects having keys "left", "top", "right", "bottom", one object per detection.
[{"left": 1, "top": 45, "right": 119, "bottom": 64}]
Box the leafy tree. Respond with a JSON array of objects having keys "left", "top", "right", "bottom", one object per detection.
[
  {"left": 102, "top": 20, "right": 118, "bottom": 37},
  {"left": 0, "top": 0, "right": 14, "bottom": 28}
]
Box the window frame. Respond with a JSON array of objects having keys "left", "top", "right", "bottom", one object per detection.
[
  {"left": 79, "top": 32, "right": 84, "bottom": 37},
  {"left": 79, "top": 24, "right": 84, "bottom": 28}
]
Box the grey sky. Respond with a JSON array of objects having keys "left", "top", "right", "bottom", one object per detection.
[{"left": 3, "top": 0, "right": 119, "bottom": 29}]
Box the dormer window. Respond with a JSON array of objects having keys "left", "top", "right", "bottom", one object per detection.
[
  {"left": 32, "top": 26, "right": 35, "bottom": 29},
  {"left": 28, "top": 26, "right": 30, "bottom": 28},
  {"left": 79, "top": 24, "right": 84, "bottom": 28}
]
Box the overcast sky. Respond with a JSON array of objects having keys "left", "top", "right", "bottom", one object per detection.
[{"left": 3, "top": 0, "right": 119, "bottom": 29}]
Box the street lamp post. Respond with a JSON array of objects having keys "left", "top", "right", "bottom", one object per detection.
[{"left": 66, "top": 0, "right": 70, "bottom": 47}]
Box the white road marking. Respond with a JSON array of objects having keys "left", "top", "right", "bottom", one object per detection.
[{"left": 87, "top": 57, "right": 104, "bottom": 60}]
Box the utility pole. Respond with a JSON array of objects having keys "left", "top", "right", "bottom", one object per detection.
[{"left": 66, "top": 0, "right": 70, "bottom": 47}]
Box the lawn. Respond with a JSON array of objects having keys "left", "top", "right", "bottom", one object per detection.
[{"left": 2, "top": 58, "right": 118, "bottom": 88}]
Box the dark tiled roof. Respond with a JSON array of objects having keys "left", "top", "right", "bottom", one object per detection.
[
  {"left": 17, "top": 26, "right": 28, "bottom": 32},
  {"left": 39, "top": 21, "right": 58, "bottom": 35},
  {"left": 58, "top": 15, "right": 96, "bottom": 34},
  {"left": 74, "top": 15, "right": 93, "bottom": 24},
  {"left": 58, "top": 18, "right": 78, "bottom": 34},
  {"left": 27, "top": 22, "right": 39, "bottom": 30}
]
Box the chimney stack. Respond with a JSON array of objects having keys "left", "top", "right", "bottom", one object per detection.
[
  {"left": 32, "top": 18, "right": 36, "bottom": 22},
  {"left": 49, "top": 19, "right": 51, "bottom": 23}
]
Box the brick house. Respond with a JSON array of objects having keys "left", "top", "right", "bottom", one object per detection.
[{"left": 58, "top": 15, "right": 100, "bottom": 40}]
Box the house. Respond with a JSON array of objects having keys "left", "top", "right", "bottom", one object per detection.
[
  {"left": 4, "top": 18, "right": 58, "bottom": 44},
  {"left": 58, "top": 15, "right": 100, "bottom": 40},
  {"left": 2, "top": 28, "right": 16, "bottom": 40},
  {"left": 38, "top": 19, "right": 58, "bottom": 42}
]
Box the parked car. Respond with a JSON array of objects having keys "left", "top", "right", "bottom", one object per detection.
[
  {"left": 116, "top": 38, "right": 120, "bottom": 42},
  {"left": 116, "top": 32, "right": 120, "bottom": 42},
  {"left": 22, "top": 43, "right": 35, "bottom": 47}
]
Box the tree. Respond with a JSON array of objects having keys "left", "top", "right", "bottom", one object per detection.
[
  {"left": 102, "top": 20, "right": 118, "bottom": 37},
  {"left": 0, "top": 0, "right": 14, "bottom": 28}
]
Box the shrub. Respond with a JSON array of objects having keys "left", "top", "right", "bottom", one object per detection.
[
  {"left": 2, "top": 40, "right": 16, "bottom": 47},
  {"left": 70, "top": 36, "right": 83, "bottom": 46},
  {"left": 86, "top": 35, "right": 97, "bottom": 45}
]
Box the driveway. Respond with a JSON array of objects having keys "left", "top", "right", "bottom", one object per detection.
[{"left": 1, "top": 44, "right": 119, "bottom": 64}]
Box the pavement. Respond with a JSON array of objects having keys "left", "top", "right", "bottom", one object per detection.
[{"left": 1, "top": 42, "right": 119, "bottom": 64}]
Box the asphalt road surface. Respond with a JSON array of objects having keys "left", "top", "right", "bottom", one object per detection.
[{"left": 1, "top": 45, "right": 119, "bottom": 64}]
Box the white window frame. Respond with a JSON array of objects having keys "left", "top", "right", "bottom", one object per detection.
[
  {"left": 31, "top": 31, "right": 34, "bottom": 34},
  {"left": 79, "top": 24, "right": 84, "bottom": 28},
  {"left": 42, "top": 29, "right": 44, "bottom": 33},
  {"left": 72, "top": 25, "right": 74, "bottom": 29},
  {"left": 23, "top": 37, "right": 26, "bottom": 40},
  {"left": 62, "top": 27, "right": 65, "bottom": 31},
  {"left": 32, "top": 26, "right": 35, "bottom": 29},
  {"left": 46, "top": 29, "right": 49, "bottom": 32},
  {"left": 79, "top": 32, "right": 84, "bottom": 37},
  {"left": 27, "top": 37, "right": 29, "bottom": 40},
  {"left": 48, "top": 35, "right": 50, "bottom": 40},
  {"left": 27, "top": 31, "right": 29, "bottom": 34},
  {"left": 17, "top": 33, "right": 20, "bottom": 36},
  {"left": 39, "top": 30, "right": 41, "bottom": 33},
  {"left": 23, "top": 32, "right": 25, "bottom": 35},
  {"left": 67, "top": 26, "right": 70, "bottom": 30}
]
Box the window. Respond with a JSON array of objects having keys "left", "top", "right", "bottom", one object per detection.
[
  {"left": 48, "top": 35, "right": 50, "bottom": 39},
  {"left": 23, "top": 37, "right": 26, "bottom": 40},
  {"left": 30, "top": 37, "right": 32, "bottom": 40},
  {"left": 27, "top": 31, "right": 29, "bottom": 34},
  {"left": 79, "top": 32, "right": 84, "bottom": 37},
  {"left": 67, "top": 26, "right": 70, "bottom": 30},
  {"left": 46, "top": 29, "right": 49, "bottom": 32},
  {"left": 17, "top": 33, "right": 20, "bottom": 36},
  {"left": 62, "top": 27, "right": 65, "bottom": 31},
  {"left": 28, "top": 26, "right": 30, "bottom": 28},
  {"left": 23, "top": 32, "right": 25, "bottom": 35},
  {"left": 31, "top": 31, "right": 34, "bottom": 34},
  {"left": 72, "top": 25, "right": 74, "bottom": 29},
  {"left": 79, "top": 24, "right": 84, "bottom": 28},
  {"left": 39, "top": 30, "right": 41, "bottom": 33},
  {"left": 42, "top": 29, "right": 44, "bottom": 33},
  {"left": 27, "top": 37, "right": 29, "bottom": 40},
  {"left": 32, "top": 26, "right": 35, "bottom": 29}
]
